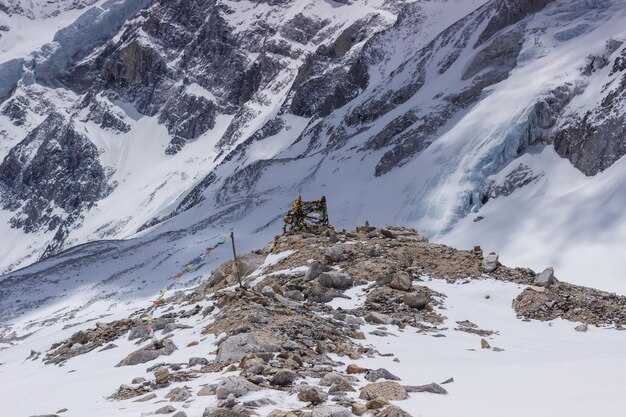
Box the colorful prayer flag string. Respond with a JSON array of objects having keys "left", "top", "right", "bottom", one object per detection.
[{"left": 145, "top": 235, "right": 230, "bottom": 340}]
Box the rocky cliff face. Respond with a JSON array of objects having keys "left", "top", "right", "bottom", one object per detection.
[
  {"left": 0, "top": 112, "right": 111, "bottom": 232},
  {"left": 0, "top": 0, "right": 625, "bottom": 274}
]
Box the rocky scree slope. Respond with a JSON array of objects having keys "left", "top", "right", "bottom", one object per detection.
[{"left": 20, "top": 225, "right": 626, "bottom": 417}]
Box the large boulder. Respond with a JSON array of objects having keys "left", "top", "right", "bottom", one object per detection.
[
  {"left": 403, "top": 294, "right": 428, "bottom": 310},
  {"left": 116, "top": 339, "right": 177, "bottom": 367},
  {"left": 216, "top": 333, "right": 278, "bottom": 364},
  {"left": 536, "top": 267, "right": 557, "bottom": 287},
  {"left": 389, "top": 272, "right": 412, "bottom": 291},
  {"left": 318, "top": 271, "right": 353, "bottom": 290},
  {"left": 482, "top": 253, "right": 499, "bottom": 273},
  {"left": 359, "top": 381, "right": 408, "bottom": 401},
  {"left": 216, "top": 376, "right": 260, "bottom": 399},
  {"left": 306, "top": 260, "right": 332, "bottom": 280},
  {"left": 270, "top": 370, "right": 297, "bottom": 386}
]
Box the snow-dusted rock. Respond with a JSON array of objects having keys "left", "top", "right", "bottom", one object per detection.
[
  {"left": 482, "top": 253, "right": 499, "bottom": 273},
  {"left": 116, "top": 339, "right": 177, "bottom": 367},
  {"left": 215, "top": 376, "right": 260, "bottom": 400},
  {"left": 536, "top": 267, "right": 557, "bottom": 287}
]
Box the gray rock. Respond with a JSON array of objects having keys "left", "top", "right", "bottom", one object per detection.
[
  {"left": 70, "top": 330, "right": 89, "bottom": 345},
  {"left": 297, "top": 386, "right": 328, "bottom": 404},
  {"left": 318, "top": 271, "right": 353, "bottom": 290},
  {"left": 155, "top": 405, "right": 177, "bottom": 414},
  {"left": 364, "top": 312, "right": 392, "bottom": 325},
  {"left": 154, "top": 367, "right": 170, "bottom": 385},
  {"left": 116, "top": 339, "right": 177, "bottom": 367},
  {"left": 359, "top": 381, "right": 408, "bottom": 400},
  {"left": 131, "top": 377, "right": 146, "bottom": 384},
  {"left": 380, "top": 229, "right": 397, "bottom": 239},
  {"left": 306, "top": 260, "right": 331, "bottom": 280},
  {"left": 322, "top": 245, "right": 347, "bottom": 263},
  {"left": 172, "top": 412, "right": 188, "bottom": 417},
  {"left": 285, "top": 290, "right": 305, "bottom": 301},
  {"left": 536, "top": 267, "right": 557, "bottom": 287},
  {"left": 189, "top": 357, "right": 209, "bottom": 367},
  {"left": 167, "top": 387, "right": 192, "bottom": 402},
  {"left": 308, "top": 283, "right": 351, "bottom": 303},
  {"left": 482, "top": 253, "right": 499, "bottom": 273},
  {"left": 270, "top": 370, "right": 297, "bottom": 386},
  {"left": 133, "top": 393, "right": 157, "bottom": 402},
  {"left": 319, "top": 372, "right": 356, "bottom": 386},
  {"left": 328, "top": 380, "right": 356, "bottom": 393},
  {"left": 216, "top": 333, "right": 277, "bottom": 364},
  {"left": 389, "top": 272, "right": 412, "bottom": 291},
  {"left": 365, "top": 368, "right": 401, "bottom": 382},
  {"left": 216, "top": 376, "right": 260, "bottom": 399},
  {"left": 261, "top": 286, "right": 275, "bottom": 298},
  {"left": 197, "top": 385, "right": 217, "bottom": 396},
  {"left": 404, "top": 382, "right": 448, "bottom": 395},
  {"left": 311, "top": 405, "right": 353, "bottom": 417},
  {"left": 403, "top": 294, "right": 428, "bottom": 310},
  {"left": 575, "top": 324, "right": 588, "bottom": 332}
]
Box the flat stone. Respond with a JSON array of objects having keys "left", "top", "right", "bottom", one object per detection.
[
  {"left": 216, "top": 333, "right": 277, "bottom": 364},
  {"left": 365, "top": 368, "right": 400, "bottom": 382},
  {"left": 365, "top": 312, "right": 392, "bottom": 325},
  {"left": 359, "top": 381, "right": 408, "bottom": 401},
  {"left": 133, "top": 393, "right": 157, "bottom": 402},
  {"left": 197, "top": 385, "right": 216, "bottom": 396},
  {"left": 116, "top": 339, "right": 178, "bottom": 367},
  {"left": 404, "top": 383, "right": 448, "bottom": 395},
  {"left": 155, "top": 405, "right": 177, "bottom": 414},
  {"left": 216, "top": 376, "right": 260, "bottom": 399},
  {"left": 311, "top": 405, "right": 352, "bottom": 417}
]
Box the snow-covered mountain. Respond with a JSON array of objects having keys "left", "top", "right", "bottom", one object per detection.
[
  {"left": 0, "top": 0, "right": 625, "bottom": 323},
  {"left": 1, "top": 2, "right": 626, "bottom": 414}
]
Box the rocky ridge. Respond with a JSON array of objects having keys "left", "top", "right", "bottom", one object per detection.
[{"left": 35, "top": 224, "right": 626, "bottom": 417}]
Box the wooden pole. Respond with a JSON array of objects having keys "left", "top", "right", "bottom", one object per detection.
[{"left": 230, "top": 231, "right": 244, "bottom": 290}]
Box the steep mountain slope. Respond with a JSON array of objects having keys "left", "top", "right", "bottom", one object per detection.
[{"left": 0, "top": 0, "right": 624, "bottom": 290}]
